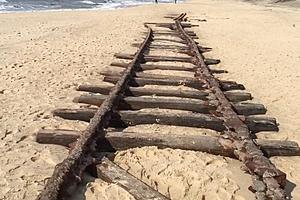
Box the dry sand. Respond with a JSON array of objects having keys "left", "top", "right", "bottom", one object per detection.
[{"left": 0, "top": 0, "right": 299, "bottom": 199}]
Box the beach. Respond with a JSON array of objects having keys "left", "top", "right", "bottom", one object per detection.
[{"left": 0, "top": 0, "right": 300, "bottom": 199}]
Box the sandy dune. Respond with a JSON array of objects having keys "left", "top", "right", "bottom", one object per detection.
[{"left": 0, "top": 0, "right": 299, "bottom": 199}]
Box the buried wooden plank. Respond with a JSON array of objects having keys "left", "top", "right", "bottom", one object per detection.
[
  {"left": 52, "top": 108, "right": 278, "bottom": 133},
  {"left": 36, "top": 129, "right": 300, "bottom": 157},
  {"left": 96, "top": 157, "right": 169, "bottom": 200},
  {"left": 76, "top": 84, "right": 210, "bottom": 100},
  {"left": 73, "top": 94, "right": 265, "bottom": 115}
]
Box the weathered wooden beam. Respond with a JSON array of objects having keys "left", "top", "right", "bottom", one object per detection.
[
  {"left": 36, "top": 129, "right": 300, "bottom": 157},
  {"left": 52, "top": 108, "right": 278, "bottom": 133},
  {"left": 224, "top": 91, "right": 252, "bottom": 102},
  {"left": 103, "top": 75, "right": 244, "bottom": 91},
  {"left": 114, "top": 53, "right": 220, "bottom": 65},
  {"left": 243, "top": 115, "right": 279, "bottom": 133},
  {"left": 96, "top": 157, "right": 169, "bottom": 200},
  {"left": 115, "top": 53, "right": 192, "bottom": 63},
  {"left": 53, "top": 108, "right": 226, "bottom": 131},
  {"left": 233, "top": 102, "right": 267, "bottom": 116},
  {"left": 152, "top": 30, "right": 195, "bottom": 34},
  {"left": 74, "top": 94, "right": 217, "bottom": 113},
  {"left": 144, "top": 22, "right": 198, "bottom": 28},
  {"left": 73, "top": 94, "right": 265, "bottom": 116},
  {"left": 209, "top": 69, "right": 228, "bottom": 74},
  {"left": 77, "top": 84, "right": 210, "bottom": 100},
  {"left": 104, "top": 76, "right": 208, "bottom": 90},
  {"left": 100, "top": 70, "right": 194, "bottom": 82},
  {"left": 110, "top": 62, "right": 224, "bottom": 73},
  {"left": 109, "top": 64, "right": 194, "bottom": 72},
  {"left": 219, "top": 80, "right": 245, "bottom": 91},
  {"left": 145, "top": 31, "right": 197, "bottom": 36},
  {"left": 131, "top": 43, "right": 212, "bottom": 53},
  {"left": 77, "top": 84, "right": 250, "bottom": 102},
  {"left": 131, "top": 43, "right": 188, "bottom": 49},
  {"left": 153, "top": 38, "right": 188, "bottom": 45}
]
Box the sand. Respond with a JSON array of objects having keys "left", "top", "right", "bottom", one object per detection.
[{"left": 0, "top": 0, "right": 299, "bottom": 199}]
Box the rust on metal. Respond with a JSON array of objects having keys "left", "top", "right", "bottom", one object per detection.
[
  {"left": 173, "top": 14, "right": 286, "bottom": 199},
  {"left": 36, "top": 25, "right": 153, "bottom": 200}
]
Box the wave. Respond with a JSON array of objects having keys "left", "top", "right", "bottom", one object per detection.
[
  {"left": 81, "top": 0, "right": 97, "bottom": 5},
  {"left": 0, "top": 0, "right": 182, "bottom": 13}
]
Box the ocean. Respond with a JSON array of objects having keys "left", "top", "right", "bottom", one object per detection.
[{"left": 0, "top": 0, "right": 179, "bottom": 12}]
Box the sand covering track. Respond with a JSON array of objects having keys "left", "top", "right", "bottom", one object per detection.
[{"left": 0, "top": 0, "right": 300, "bottom": 199}]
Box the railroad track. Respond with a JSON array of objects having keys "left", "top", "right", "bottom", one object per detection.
[{"left": 36, "top": 13, "right": 299, "bottom": 200}]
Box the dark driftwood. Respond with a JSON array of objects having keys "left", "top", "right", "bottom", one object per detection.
[
  {"left": 97, "top": 157, "right": 169, "bottom": 200},
  {"left": 74, "top": 94, "right": 217, "bottom": 113},
  {"left": 73, "top": 94, "right": 265, "bottom": 116},
  {"left": 114, "top": 53, "right": 220, "bottom": 65},
  {"left": 77, "top": 84, "right": 210, "bottom": 100},
  {"left": 52, "top": 108, "right": 278, "bottom": 133},
  {"left": 36, "top": 129, "right": 300, "bottom": 157}
]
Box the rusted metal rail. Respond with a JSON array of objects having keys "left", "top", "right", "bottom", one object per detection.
[
  {"left": 36, "top": 26, "right": 154, "bottom": 200},
  {"left": 35, "top": 13, "right": 297, "bottom": 200},
  {"left": 174, "top": 14, "right": 286, "bottom": 199}
]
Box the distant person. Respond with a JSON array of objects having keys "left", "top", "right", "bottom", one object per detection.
[{"left": 155, "top": 0, "right": 158, "bottom": 3}]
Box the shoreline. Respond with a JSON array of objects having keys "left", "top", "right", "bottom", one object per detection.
[
  {"left": 1, "top": 0, "right": 299, "bottom": 14},
  {"left": 0, "top": 0, "right": 181, "bottom": 14},
  {"left": 0, "top": 0, "right": 299, "bottom": 199}
]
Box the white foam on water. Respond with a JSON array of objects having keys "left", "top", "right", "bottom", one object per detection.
[
  {"left": 0, "top": 0, "right": 181, "bottom": 13},
  {"left": 81, "top": 0, "right": 96, "bottom": 5},
  {"left": 97, "top": 0, "right": 153, "bottom": 10}
]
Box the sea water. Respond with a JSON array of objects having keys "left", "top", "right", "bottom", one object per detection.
[{"left": 0, "top": 0, "right": 179, "bottom": 12}]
